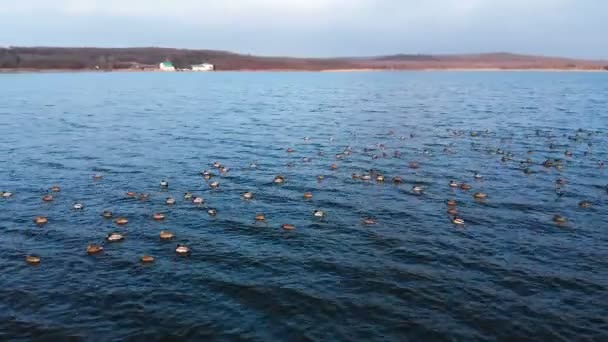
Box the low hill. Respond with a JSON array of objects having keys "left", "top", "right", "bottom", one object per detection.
[{"left": 0, "top": 47, "right": 606, "bottom": 71}]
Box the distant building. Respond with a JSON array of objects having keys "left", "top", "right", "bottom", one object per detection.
[
  {"left": 191, "top": 63, "right": 214, "bottom": 71},
  {"left": 159, "top": 61, "right": 176, "bottom": 71}
]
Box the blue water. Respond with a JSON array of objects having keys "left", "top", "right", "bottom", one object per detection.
[{"left": 0, "top": 71, "right": 607, "bottom": 341}]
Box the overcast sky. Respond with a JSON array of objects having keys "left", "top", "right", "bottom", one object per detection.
[{"left": 1, "top": 0, "right": 606, "bottom": 58}]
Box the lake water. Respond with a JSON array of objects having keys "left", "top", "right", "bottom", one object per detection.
[{"left": 0, "top": 71, "right": 607, "bottom": 341}]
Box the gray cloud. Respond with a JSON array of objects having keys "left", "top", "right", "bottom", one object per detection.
[{"left": 0, "top": 0, "right": 606, "bottom": 58}]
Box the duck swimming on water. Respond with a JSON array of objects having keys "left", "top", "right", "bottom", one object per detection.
[
  {"left": 160, "top": 231, "right": 174, "bottom": 240},
  {"left": 86, "top": 244, "right": 104, "bottom": 255},
  {"left": 101, "top": 210, "right": 113, "bottom": 218},
  {"left": 313, "top": 210, "right": 325, "bottom": 218},
  {"left": 26, "top": 255, "right": 41, "bottom": 265},
  {"left": 106, "top": 232, "right": 124, "bottom": 242},
  {"left": 175, "top": 244, "right": 190, "bottom": 255},
  {"left": 152, "top": 213, "right": 166, "bottom": 221},
  {"left": 363, "top": 218, "right": 377, "bottom": 225},
  {"left": 255, "top": 213, "right": 266, "bottom": 221},
  {"left": 34, "top": 216, "right": 49, "bottom": 226},
  {"left": 140, "top": 255, "right": 155, "bottom": 263},
  {"left": 114, "top": 217, "right": 128, "bottom": 225}
]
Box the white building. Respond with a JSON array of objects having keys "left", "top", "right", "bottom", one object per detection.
[
  {"left": 191, "top": 63, "right": 214, "bottom": 71},
  {"left": 159, "top": 61, "right": 176, "bottom": 71}
]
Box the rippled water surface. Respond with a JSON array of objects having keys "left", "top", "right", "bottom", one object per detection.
[{"left": 1, "top": 71, "right": 607, "bottom": 341}]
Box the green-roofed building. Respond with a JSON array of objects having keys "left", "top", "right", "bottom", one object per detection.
[{"left": 159, "top": 61, "right": 175, "bottom": 71}]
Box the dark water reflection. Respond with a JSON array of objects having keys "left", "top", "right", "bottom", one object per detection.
[{"left": 0, "top": 71, "right": 607, "bottom": 341}]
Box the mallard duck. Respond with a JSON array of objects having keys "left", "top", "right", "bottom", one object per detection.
[{"left": 86, "top": 244, "right": 104, "bottom": 255}]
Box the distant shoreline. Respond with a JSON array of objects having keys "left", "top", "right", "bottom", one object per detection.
[
  {"left": 1, "top": 47, "right": 606, "bottom": 74},
  {"left": 1, "top": 67, "right": 606, "bottom": 74}
]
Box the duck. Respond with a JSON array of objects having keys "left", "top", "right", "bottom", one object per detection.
[
  {"left": 361, "top": 174, "right": 372, "bottom": 181},
  {"left": 317, "top": 175, "right": 325, "bottom": 181},
  {"left": 473, "top": 192, "right": 487, "bottom": 200},
  {"left": 578, "top": 200, "right": 592, "bottom": 208},
  {"left": 202, "top": 171, "right": 212, "bottom": 180},
  {"left": 140, "top": 255, "right": 155, "bottom": 263},
  {"left": 376, "top": 175, "right": 385, "bottom": 182},
  {"left": 330, "top": 164, "right": 338, "bottom": 170},
  {"left": 313, "top": 210, "right": 325, "bottom": 218},
  {"left": 303, "top": 192, "right": 313, "bottom": 199},
  {"left": 86, "top": 244, "right": 104, "bottom": 255},
  {"left": 460, "top": 183, "right": 472, "bottom": 191},
  {"left": 152, "top": 213, "right": 166, "bottom": 221},
  {"left": 165, "top": 197, "right": 176, "bottom": 205},
  {"left": 447, "top": 208, "right": 459, "bottom": 215},
  {"left": 447, "top": 200, "right": 457, "bottom": 207},
  {"left": 192, "top": 197, "right": 204, "bottom": 205},
  {"left": 565, "top": 150, "right": 573, "bottom": 157},
  {"left": 51, "top": 185, "right": 61, "bottom": 192},
  {"left": 34, "top": 216, "right": 48, "bottom": 225},
  {"left": 553, "top": 215, "right": 567, "bottom": 224},
  {"left": 72, "top": 203, "right": 84, "bottom": 210},
  {"left": 286, "top": 148, "right": 295, "bottom": 153},
  {"left": 219, "top": 166, "right": 229, "bottom": 174},
  {"left": 126, "top": 191, "right": 137, "bottom": 197},
  {"left": 273, "top": 175, "right": 285, "bottom": 184},
  {"left": 393, "top": 176, "right": 403, "bottom": 184},
  {"left": 209, "top": 181, "right": 219, "bottom": 189},
  {"left": 42, "top": 194, "right": 54, "bottom": 202},
  {"left": 452, "top": 217, "right": 465, "bottom": 225},
  {"left": 409, "top": 162, "right": 420, "bottom": 169},
  {"left": 184, "top": 192, "right": 193, "bottom": 200},
  {"left": 175, "top": 244, "right": 190, "bottom": 255},
  {"left": 25, "top": 255, "right": 41, "bottom": 265},
  {"left": 160, "top": 179, "right": 169, "bottom": 188},
  {"left": 362, "top": 218, "right": 377, "bottom": 225},
  {"left": 281, "top": 223, "right": 296, "bottom": 230},
  {"left": 255, "top": 213, "right": 266, "bottom": 221},
  {"left": 249, "top": 162, "right": 258, "bottom": 169},
  {"left": 139, "top": 193, "right": 149, "bottom": 201},
  {"left": 92, "top": 174, "right": 103, "bottom": 180},
  {"left": 160, "top": 231, "right": 175, "bottom": 240},
  {"left": 106, "top": 232, "right": 124, "bottom": 242},
  {"left": 207, "top": 208, "right": 217, "bottom": 216},
  {"left": 242, "top": 192, "right": 254, "bottom": 200},
  {"left": 351, "top": 173, "right": 361, "bottom": 180},
  {"left": 1, "top": 191, "right": 13, "bottom": 198},
  {"left": 449, "top": 180, "right": 459, "bottom": 188},
  {"left": 213, "top": 161, "right": 222, "bottom": 168},
  {"left": 114, "top": 217, "right": 129, "bottom": 225},
  {"left": 411, "top": 185, "right": 424, "bottom": 194},
  {"left": 101, "top": 210, "right": 113, "bottom": 218}
]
